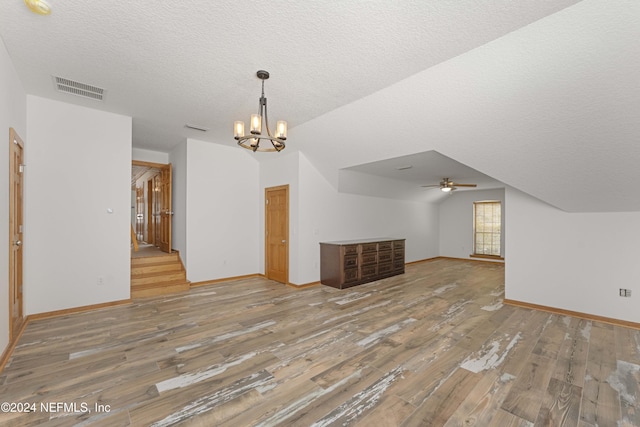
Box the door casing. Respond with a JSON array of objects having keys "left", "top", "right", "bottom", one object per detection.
[
  {"left": 158, "top": 163, "right": 172, "bottom": 253},
  {"left": 9, "top": 128, "right": 24, "bottom": 340},
  {"left": 131, "top": 160, "right": 172, "bottom": 253}
]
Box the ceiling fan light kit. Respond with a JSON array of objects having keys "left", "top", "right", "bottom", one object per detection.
[
  {"left": 234, "top": 70, "right": 287, "bottom": 152},
  {"left": 422, "top": 178, "right": 478, "bottom": 193}
]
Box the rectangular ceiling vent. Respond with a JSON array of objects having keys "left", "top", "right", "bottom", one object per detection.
[
  {"left": 185, "top": 124, "right": 209, "bottom": 132},
  {"left": 53, "top": 76, "right": 105, "bottom": 101}
]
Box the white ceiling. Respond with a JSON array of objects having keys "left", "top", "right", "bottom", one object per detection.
[
  {"left": 340, "top": 151, "right": 503, "bottom": 203},
  {"left": 0, "top": 0, "right": 581, "bottom": 151},
  {"left": 1, "top": 0, "right": 639, "bottom": 212}
]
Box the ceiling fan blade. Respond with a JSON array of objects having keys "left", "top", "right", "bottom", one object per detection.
[
  {"left": 451, "top": 183, "right": 477, "bottom": 187},
  {"left": 420, "top": 184, "right": 441, "bottom": 188}
]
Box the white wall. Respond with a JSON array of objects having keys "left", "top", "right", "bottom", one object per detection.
[
  {"left": 0, "top": 38, "right": 27, "bottom": 355},
  {"left": 169, "top": 141, "right": 187, "bottom": 262},
  {"left": 259, "top": 151, "right": 300, "bottom": 281},
  {"left": 505, "top": 187, "right": 640, "bottom": 323},
  {"left": 24, "top": 96, "right": 132, "bottom": 314},
  {"left": 439, "top": 188, "right": 505, "bottom": 260},
  {"left": 132, "top": 147, "right": 169, "bottom": 164},
  {"left": 184, "top": 139, "right": 260, "bottom": 283},
  {"left": 297, "top": 153, "right": 438, "bottom": 285},
  {"left": 258, "top": 151, "right": 438, "bottom": 286}
]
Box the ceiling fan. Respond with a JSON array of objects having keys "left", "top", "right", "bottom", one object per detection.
[{"left": 421, "top": 178, "right": 477, "bottom": 193}]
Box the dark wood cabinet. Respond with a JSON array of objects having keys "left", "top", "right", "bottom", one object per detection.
[{"left": 320, "top": 238, "right": 405, "bottom": 289}]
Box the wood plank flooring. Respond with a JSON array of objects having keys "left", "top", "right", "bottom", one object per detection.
[{"left": 1, "top": 258, "right": 639, "bottom": 426}]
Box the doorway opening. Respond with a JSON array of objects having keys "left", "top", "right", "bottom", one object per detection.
[{"left": 131, "top": 161, "right": 172, "bottom": 254}]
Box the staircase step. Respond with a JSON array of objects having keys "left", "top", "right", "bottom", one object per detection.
[
  {"left": 131, "top": 271, "right": 187, "bottom": 286},
  {"left": 131, "top": 262, "right": 183, "bottom": 275},
  {"left": 132, "top": 253, "right": 180, "bottom": 266},
  {"left": 131, "top": 250, "right": 189, "bottom": 299},
  {"left": 131, "top": 280, "right": 190, "bottom": 299}
]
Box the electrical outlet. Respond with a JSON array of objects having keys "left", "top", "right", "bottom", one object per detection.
[
  {"left": 97, "top": 276, "right": 105, "bottom": 286},
  {"left": 619, "top": 288, "right": 632, "bottom": 297}
]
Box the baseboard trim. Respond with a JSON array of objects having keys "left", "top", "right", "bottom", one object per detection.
[
  {"left": 191, "top": 275, "right": 321, "bottom": 289},
  {"left": 287, "top": 281, "right": 320, "bottom": 289},
  {"left": 28, "top": 299, "right": 132, "bottom": 322},
  {"left": 470, "top": 254, "right": 505, "bottom": 261},
  {"left": 503, "top": 298, "right": 640, "bottom": 330},
  {"left": 1, "top": 298, "right": 131, "bottom": 374},
  {"left": 190, "top": 273, "right": 263, "bottom": 288},
  {"left": 405, "top": 257, "right": 439, "bottom": 266},
  {"left": 436, "top": 256, "right": 505, "bottom": 264},
  {"left": 190, "top": 259, "right": 497, "bottom": 290},
  {"left": 0, "top": 318, "right": 29, "bottom": 374}
]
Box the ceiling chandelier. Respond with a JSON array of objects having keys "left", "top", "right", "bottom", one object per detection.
[{"left": 234, "top": 70, "right": 287, "bottom": 152}]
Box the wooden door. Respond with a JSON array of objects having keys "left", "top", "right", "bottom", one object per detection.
[
  {"left": 265, "top": 185, "right": 289, "bottom": 284},
  {"left": 9, "top": 128, "right": 24, "bottom": 340},
  {"left": 158, "top": 163, "right": 172, "bottom": 253},
  {"left": 153, "top": 173, "right": 162, "bottom": 247},
  {"left": 147, "top": 179, "right": 154, "bottom": 244}
]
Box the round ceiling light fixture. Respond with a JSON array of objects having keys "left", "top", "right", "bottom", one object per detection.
[{"left": 24, "top": 0, "right": 51, "bottom": 15}]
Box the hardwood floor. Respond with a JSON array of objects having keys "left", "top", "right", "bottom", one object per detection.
[{"left": 1, "top": 258, "right": 639, "bottom": 426}]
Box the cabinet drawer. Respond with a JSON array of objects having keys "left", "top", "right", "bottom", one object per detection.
[
  {"left": 361, "top": 265, "right": 377, "bottom": 278},
  {"left": 344, "top": 268, "right": 358, "bottom": 283},
  {"left": 378, "top": 250, "right": 392, "bottom": 263},
  {"left": 344, "top": 255, "right": 358, "bottom": 269},
  {"left": 379, "top": 262, "right": 393, "bottom": 275},
  {"left": 378, "top": 241, "right": 392, "bottom": 251},
  {"left": 393, "top": 249, "right": 404, "bottom": 260},
  {"left": 393, "top": 259, "right": 404, "bottom": 271},
  {"left": 343, "top": 245, "right": 358, "bottom": 255},
  {"left": 361, "top": 243, "right": 377, "bottom": 253},
  {"left": 393, "top": 240, "right": 404, "bottom": 249},
  {"left": 361, "top": 252, "right": 378, "bottom": 265}
]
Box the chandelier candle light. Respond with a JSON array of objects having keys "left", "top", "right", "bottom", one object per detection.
[
  {"left": 234, "top": 70, "right": 287, "bottom": 152},
  {"left": 24, "top": 0, "right": 52, "bottom": 15}
]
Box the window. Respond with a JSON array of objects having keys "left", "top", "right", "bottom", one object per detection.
[{"left": 473, "top": 201, "right": 501, "bottom": 257}]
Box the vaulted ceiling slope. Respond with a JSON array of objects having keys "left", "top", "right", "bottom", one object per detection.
[
  {"left": 1, "top": 0, "right": 638, "bottom": 212},
  {"left": 289, "top": 0, "right": 640, "bottom": 213}
]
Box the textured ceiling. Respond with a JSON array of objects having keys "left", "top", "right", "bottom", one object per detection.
[
  {"left": 0, "top": 0, "right": 581, "bottom": 151},
  {"left": 2, "top": 0, "right": 639, "bottom": 212}
]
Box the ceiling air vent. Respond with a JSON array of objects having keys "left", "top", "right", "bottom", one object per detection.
[
  {"left": 185, "top": 124, "right": 209, "bottom": 132},
  {"left": 53, "top": 76, "right": 105, "bottom": 101}
]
